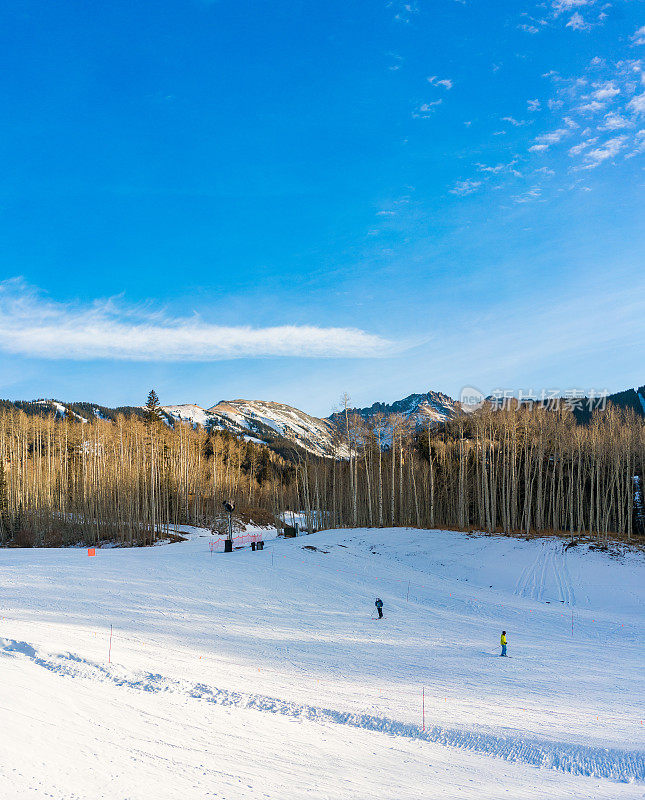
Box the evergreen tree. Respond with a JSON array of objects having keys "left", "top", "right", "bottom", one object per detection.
[{"left": 145, "top": 389, "right": 163, "bottom": 426}]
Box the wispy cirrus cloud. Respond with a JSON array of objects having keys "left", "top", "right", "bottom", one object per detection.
[
  {"left": 529, "top": 127, "right": 572, "bottom": 151},
  {"left": 449, "top": 179, "right": 482, "bottom": 196},
  {"left": 568, "top": 137, "right": 598, "bottom": 156},
  {"left": 427, "top": 75, "right": 453, "bottom": 89},
  {"left": 525, "top": 58, "right": 643, "bottom": 171},
  {"left": 389, "top": 1, "right": 418, "bottom": 23},
  {"left": 502, "top": 116, "right": 528, "bottom": 127},
  {"left": 581, "top": 134, "right": 629, "bottom": 167},
  {"left": 412, "top": 99, "right": 442, "bottom": 118},
  {"left": 552, "top": 0, "right": 593, "bottom": 11},
  {"left": 566, "top": 12, "right": 591, "bottom": 31},
  {"left": 0, "top": 279, "right": 397, "bottom": 361},
  {"left": 628, "top": 92, "right": 645, "bottom": 115},
  {"left": 518, "top": 0, "right": 618, "bottom": 34},
  {"left": 445, "top": 43, "right": 643, "bottom": 204}
]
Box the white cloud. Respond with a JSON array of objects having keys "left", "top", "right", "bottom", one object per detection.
[
  {"left": 476, "top": 160, "right": 518, "bottom": 174},
  {"left": 527, "top": 99, "right": 541, "bottom": 111},
  {"left": 566, "top": 12, "right": 590, "bottom": 31},
  {"left": 628, "top": 92, "right": 645, "bottom": 115},
  {"left": 592, "top": 81, "right": 620, "bottom": 101},
  {"left": 552, "top": 0, "right": 592, "bottom": 11},
  {"left": 390, "top": 1, "right": 418, "bottom": 23},
  {"left": 632, "top": 25, "right": 645, "bottom": 46},
  {"left": 568, "top": 137, "right": 598, "bottom": 155},
  {"left": 529, "top": 127, "right": 571, "bottom": 151},
  {"left": 582, "top": 135, "right": 628, "bottom": 168},
  {"left": 0, "top": 279, "right": 396, "bottom": 361},
  {"left": 512, "top": 188, "right": 542, "bottom": 204},
  {"left": 518, "top": 23, "right": 539, "bottom": 34},
  {"left": 502, "top": 116, "right": 528, "bottom": 126},
  {"left": 387, "top": 52, "right": 403, "bottom": 71},
  {"left": 598, "top": 112, "right": 632, "bottom": 130},
  {"left": 449, "top": 179, "right": 482, "bottom": 196},
  {"left": 427, "top": 76, "right": 453, "bottom": 89},
  {"left": 576, "top": 99, "right": 606, "bottom": 114},
  {"left": 412, "top": 99, "right": 443, "bottom": 118},
  {"left": 626, "top": 129, "right": 645, "bottom": 158}
]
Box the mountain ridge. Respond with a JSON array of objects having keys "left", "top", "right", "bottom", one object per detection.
[{"left": 2, "top": 384, "right": 643, "bottom": 459}]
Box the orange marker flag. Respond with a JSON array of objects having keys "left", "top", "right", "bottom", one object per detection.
[{"left": 88, "top": 548, "right": 96, "bottom": 557}]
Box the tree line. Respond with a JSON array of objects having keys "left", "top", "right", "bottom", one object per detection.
[
  {"left": 305, "top": 401, "right": 645, "bottom": 541},
  {"left": 0, "top": 392, "right": 295, "bottom": 546},
  {"left": 0, "top": 393, "right": 643, "bottom": 546}
]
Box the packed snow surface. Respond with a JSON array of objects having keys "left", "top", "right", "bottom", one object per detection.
[{"left": 0, "top": 527, "right": 643, "bottom": 799}]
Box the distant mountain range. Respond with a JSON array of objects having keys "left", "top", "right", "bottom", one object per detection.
[
  {"left": 160, "top": 392, "right": 460, "bottom": 457},
  {"left": 328, "top": 390, "right": 458, "bottom": 429},
  {"left": 2, "top": 385, "right": 643, "bottom": 459}
]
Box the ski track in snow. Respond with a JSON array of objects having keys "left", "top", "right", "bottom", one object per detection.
[
  {"left": 513, "top": 541, "right": 576, "bottom": 605},
  {"left": 2, "top": 636, "right": 643, "bottom": 785}
]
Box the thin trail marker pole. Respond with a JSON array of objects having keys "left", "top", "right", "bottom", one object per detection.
[
  {"left": 571, "top": 609, "right": 574, "bottom": 637},
  {"left": 422, "top": 687, "right": 425, "bottom": 732},
  {"left": 406, "top": 581, "right": 410, "bottom": 603},
  {"left": 108, "top": 625, "right": 113, "bottom": 664}
]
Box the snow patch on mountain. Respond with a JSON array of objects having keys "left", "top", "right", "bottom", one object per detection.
[
  {"left": 208, "top": 399, "right": 348, "bottom": 458},
  {"left": 161, "top": 404, "right": 213, "bottom": 428},
  {"left": 34, "top": 399, "right": 88, "bottom": 423}
]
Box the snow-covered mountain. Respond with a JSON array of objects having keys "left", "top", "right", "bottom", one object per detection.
[
  {"left": 163, "top": 399, "right": 346, "bottom": 458},
  {"left": 329, "top": 390, "right": 459, "bottom": 430}
]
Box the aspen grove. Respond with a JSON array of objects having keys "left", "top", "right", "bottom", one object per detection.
[{"left": 0, "top": 402, "right": 643, "bottom": 547}]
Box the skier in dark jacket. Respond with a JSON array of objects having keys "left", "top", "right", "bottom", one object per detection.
[{"left": 375, "top": 597, "right": 383, "bottom": 619}]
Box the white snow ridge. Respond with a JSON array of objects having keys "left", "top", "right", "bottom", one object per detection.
[{"left": 1, "top": 526, "right": 643, "bottom": 799}]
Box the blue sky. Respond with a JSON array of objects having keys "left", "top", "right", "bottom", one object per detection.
[{"left": 0, "top": 0, "right": 643, "bottom": 415}]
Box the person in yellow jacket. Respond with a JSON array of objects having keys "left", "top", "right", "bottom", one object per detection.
[{"left": 500, "top": 630, "right": 507, "bottom": 657}]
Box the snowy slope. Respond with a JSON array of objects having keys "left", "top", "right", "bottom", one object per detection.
[
  {"left": 0, "top": 527, "right": 643, "bottom": 799},
  {"left": 160, "top": 403, "right": 213, "bottom": 427}
]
